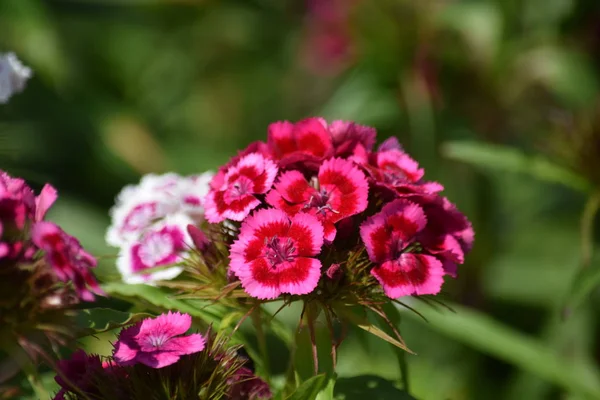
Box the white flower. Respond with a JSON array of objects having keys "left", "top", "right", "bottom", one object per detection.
[
  {"left": 107, "top": 171, "right": 215, "bottom": 284},
  {"left": 116, "top": 214, "right": 193, "bottom": 285},
  {"left": 0, "top": 53, "right": 32, "bottom": 104}
]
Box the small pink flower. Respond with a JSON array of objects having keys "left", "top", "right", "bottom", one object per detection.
[
  {"left": 113, "top": 312, "right": 205, "bottom": 369},
  {"left": 229, "top": 208, "right": 324, "bottom": 299},
  {"left": 229, "top": 366, "right": 272, "bottom": 400},
  {"left": 32, "top": 221, "right": 103, "bottom": 302},
  {"left": 266, "top": 158, "right": 368, "bottom": 242},
  {"left": 54, "top": 350, "right": 103, "bottom": 400},
  {"left": 0, "top": 171, "right": 36, "bottom": 230},
  {"left": 267, "top": 118, "right": 333, "bottom": 169},
  {"left": 409, "top": 194, "right": 474, "bottom": 277},
  {"left": 353, "top": 142, "right": 444, "bottom": 197},
  {"left": 117, "top": 215, "right": 192, "bottom": 284},
  {"left": 360, "top": 200, "right": 445, "bottom": 298},
  {"left": 204, "top": 153, "right": 278, "bottom": 223},
  {"left": 327, "top": 120, "right": 376, "bottom": 157}
]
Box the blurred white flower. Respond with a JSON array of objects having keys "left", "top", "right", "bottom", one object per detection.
[
  {"left": 106, "top": 172, "right": 214, "bottom": 284},
  {"left": 0, "top": 53, "right": 32, "bottom": 104}
]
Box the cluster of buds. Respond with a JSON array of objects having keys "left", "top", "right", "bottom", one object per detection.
[
  {"left": 106, "top": 173, "right": 213, "bottom": 284},
  {"left": 52, "top": 312, "right": 271, "bottom": 400},
  {"left": 0, "top": 170, "right": 102, "bottom": 356}
]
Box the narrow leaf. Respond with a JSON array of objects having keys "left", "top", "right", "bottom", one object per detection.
[
  {"left": 287, "top": 374, "right": 328, "bottom": 400},
  {"left": 403, "top": 302, "right": 600, "bottom": 397},
  {"left": 442, "top": 140, "right": 591, "bottom": 192},
  {"left": 73, "top": 308, "right": 151, "bottom": 336}
]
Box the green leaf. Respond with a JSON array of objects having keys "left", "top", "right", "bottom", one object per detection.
[
  {"left": 441, "top": 141, "right": 591, "bottom": 192},
  {"left": 336, "top": 307, "right": 413, "bottom": 354},
  {"left": 102, "top": 282, "right": 228, "bottom": 326},
  {"left": 287, "top": 374, "right": 328, "bottom": 400},
  {"left": 403, "top": 302, "right": 600, "bottom": 397},
  {"left": 73, "top": 308, "right": 151, "bottom": 336},
  {"left": 333, "top": 376, "right": 416, "bottom": 400}
]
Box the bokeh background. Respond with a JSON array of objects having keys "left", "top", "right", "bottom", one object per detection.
[{"left": 3, "top": 0, "right": 600, "bottom": 399}]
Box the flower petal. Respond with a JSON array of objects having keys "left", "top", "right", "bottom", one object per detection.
[
  {"left": 289, "top": 212, "right": 324, "bottom": 256},
  {"left": 35, "top": 184, "right": 57, "bottom": 221},
  {"left": 277, "top": 257, "right": 322, "bottom": 295},
  {"left": 371, "top": 254, "right": 445, "bottom": 298}
]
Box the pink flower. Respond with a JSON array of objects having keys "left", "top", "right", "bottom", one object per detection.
[
  {"left": 54, "top": 350, "right": 103, "bottom": 400},
  {"left": 229, "top": 208, "right": 324, "bottom": 299},
  {"left": 204, "top": 153, "right": 278, "bottom": 223},
  {"left": 113, "top": 312, "right": 206, "bottom": 369},
  {"left": 117, "top": 215, "right": 192, "bottom": 284},
  {"left": 327, "top": 120, "right": 376, "bottom": 157},
  {"left": 266, "top": 158, "right": 368, "bottom": 242},
  {"left": 408, "top": 194, "right": 474, "bottom": 277},
  {"left": 229, "top": 366, "right": 272, "bottom": 400},
  {"left": 32, "top": 221, "right": 103, "bottom": 302},
  {"left": 353, "top": 142, "right": 443, "bottom": 197},
  {"left": 267, "top": 118, "right": 333, "bottom": 169},
  {"left": 360, "top": 200, "right": 445, "bottom": 298}
]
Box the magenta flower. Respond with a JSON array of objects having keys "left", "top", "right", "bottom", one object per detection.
[
  {"left": 117, "top": 215, "right": 192, "bottom": 284},
  {"left": 267, "top": 118, "right": 333, "bottom": 169},
  {"left": 53, "top": 350, "right": 103, "bottom": 400},
  {"left": 205, "top": 153, "right": 278, "bottom": 223},
  {"left": 113, "top": 312, "right": 206, "bottom": 369},
  {"left": 360, "top": 199, "right": 445, "bottom": 298},
  {"left": 229, "top": 208, "right": 324, "bottom": 299},
  {"left": 32, "top": 221, "right": 103, "bottom": 302},
  {"left": 229, "top": 366, "right": 273, "bottom": 400},
  {"left": 266, "top": 158, "right": 368, "bottom": 242},
  {"left": 327, "top": 120, "right": 376, "bottom": 157},
  {"left": 409, "top": 194, "right": 474, "bottom": 277}
]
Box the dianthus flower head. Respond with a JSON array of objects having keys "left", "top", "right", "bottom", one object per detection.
[
  {"left": 205, "top": 153, "right": 278, "bottom": 223},
  {"left": 229, "top": 208, "right": 324, "bottom": 299},
  {"left": 117, "top": 214, "right": 193, "bottom": 284},
  {"left": 113, "top": 311, "right": 206, "bottom": 368},
  {"left": 106, "top": 173, "right": 212, "bottom": 247},
  {"left": 360, "top": 199, "right": 445, "bottom": 299},
  {"left": 266, "top": 157, "right": 368, "bottom": 242},
  {"left": 267, "top": 118, "right": 333, "bottom": 169},
  {"left": 54, "top": 350, "right": 103, "bottom": 400},
  {"left": 327, "top": 120, "right": 376, "bottom": 157},
  {"left": 32, "top": 221, "right": 103, "bottom": 301}
]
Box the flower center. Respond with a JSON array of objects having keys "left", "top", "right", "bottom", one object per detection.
[
  {"left": 139, "top": 233, "right": 174, "bottom": 266},
  {"left": 147, "top": 333, "right": 169, "bottom": 348},
  {"left": 226, "top": 176, "right": 254, "bottom": 201},
  {"left": 263, "top": 236, "right": 296, "bottom": 268},
  {"left": 304, "top": 189, "right": 339, "bottom": 216}
]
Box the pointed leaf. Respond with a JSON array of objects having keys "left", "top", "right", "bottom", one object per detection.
[
  {"left": 287, "top": 374, "right": 328, "bottom": 400},
  {"left": 336, "top": 307, "right": 414, "bottom": 354},
  {"left": 73, "top": 308, "right": 151, "bottom": 336},
  {"left": 442, "top": 140, "right": 591, "bottom": 192},
  {"left": 402, "top": 301, "right": 600, "bottom": 398},
  {"left": 102, "top": 282, "right": 228, "bottom": 326}
]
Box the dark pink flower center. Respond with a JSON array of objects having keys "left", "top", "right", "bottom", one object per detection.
[
  {"left": 224, "top": 176, "right": 254, "bottom": 202},
  {"left": 382, "top": 165, "right": 410, "bottom": 186},
  {"left": 304, "top": 189, "right": 338, "bottom": 216},
  {"left": 263, "top": 236, "right": 296, "bottom": 268}
]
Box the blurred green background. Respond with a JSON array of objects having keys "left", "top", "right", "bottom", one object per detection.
[{"left": 3, "top": 0, "right": 600, "bottom": 399}]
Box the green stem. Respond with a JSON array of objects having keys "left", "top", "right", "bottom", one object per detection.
[
  {"left": 580, "top": 191, "right": 600, "bottom": 268},
  {"left": 0, "top": 332, "right": 48, "bottom": 399},
  {"left": 251, "top": 305, "right": 270, "bottom": 381}
]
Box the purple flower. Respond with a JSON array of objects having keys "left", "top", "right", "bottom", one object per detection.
[
  {"left": 53, "top": 350, "right": 103, "bottom": 400},
  {"left": 113, "top": 312, "right": 206, "bottom": 368},
  {"left": 31, "top": 221, "right": 103, "bottom": 301},
  {"left": 229, "top": 366, "right": 272, "bottom": 400}
]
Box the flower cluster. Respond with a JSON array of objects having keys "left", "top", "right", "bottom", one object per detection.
[
  {"left": 0, "top": 170, "right": 102, "bottom": 314},
  {"left": 204, "top": 118, "right": 473, "bottom": 300},
  {"left": 0, "top": 52, "right": 32, "bottom": 104},
  {"left": 53, "top": 312, "right": 271, "bottom": 400},
  {"left": 106, "top": 173, "right": 213, "bottom": 284}
]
